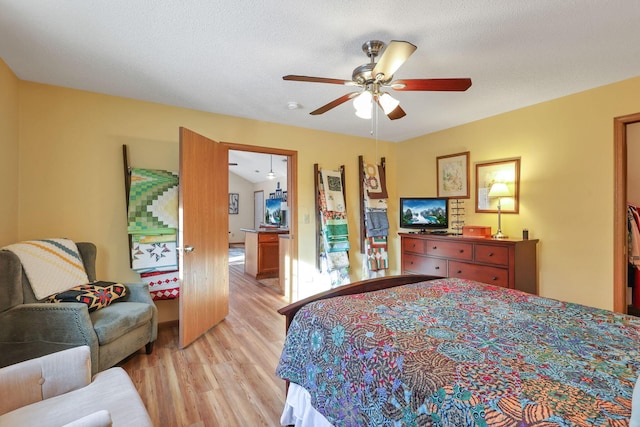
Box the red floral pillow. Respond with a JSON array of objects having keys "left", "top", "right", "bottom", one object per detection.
[{"left": 46, "top": 281, "right": 127, "bottom": 312}]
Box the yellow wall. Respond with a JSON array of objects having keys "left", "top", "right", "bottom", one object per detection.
[
  {"left": 0, "top": 59, "right": 19, "bottom": 244},
  {"left": 398, "top": 76, "right": 640, "bottom": 309},
  {"left": 13, "top": 80, "right": 397, "bottom": 305},
  {"left": 4, "top": 55, "right": 640, "bottom": 312}
]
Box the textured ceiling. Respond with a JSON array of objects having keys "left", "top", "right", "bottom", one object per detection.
[
  {"left": 1, "top": 0, "right": 640, "bottom": 146},
  {"left": 229, "top": 151, "right": 288, "bottom": 184}
]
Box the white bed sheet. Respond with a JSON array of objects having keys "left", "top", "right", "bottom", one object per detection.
[
  {"left": 631, "top": 374, "right": 640, "bottom": 427},
  {"left": 280, "top": 382, "right": 333, "bottom": 427}
]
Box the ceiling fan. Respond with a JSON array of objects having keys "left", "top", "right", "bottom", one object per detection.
[{"left": 283, "top": 40, "right": 472, "bottom": 120}]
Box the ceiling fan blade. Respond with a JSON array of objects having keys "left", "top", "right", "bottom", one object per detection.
[
  {"left": 374, "top": 98, "right": 406, "bottom": 120},
  {"left": 371, "top": 40, "right": 417, "bottom": 82},
  {"left": 392, "top": 78, "right": 472, "bottom": 91},
  {"left": 283, "top": 75, "right": 352, "bottom": 85},
  {"left": 374, "top": 94, "right": 406, "bottom": 120},
  {"left": 374, "top": 94, "right": 407, "bottom": 120},
  {"left": 310, "top": 92, "right": 359, "bottom": 115},
  {"left": 386, "top": 105, "right": 406, "bottom": 120}
]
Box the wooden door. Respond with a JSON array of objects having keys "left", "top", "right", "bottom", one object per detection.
[{"left": 178, "top": 127, "right": 229, "bottom": 348}]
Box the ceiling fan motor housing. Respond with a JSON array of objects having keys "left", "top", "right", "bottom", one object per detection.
[
  {"left": 353, "top": 40, "right": 390, "bottom": 85},
  {"left": 362, "top": 40, "right": 385, "bottom": 58},
  {"left": 352, "top": 63, "right": 375, "bottom": 85}
]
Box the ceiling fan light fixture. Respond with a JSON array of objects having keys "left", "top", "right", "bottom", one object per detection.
[
  {"left": 355, "top": 106, "right": 372, "bottom": 119},
  {"left": 353, "top": 90, "right": 373, "bottom": 119},
  {"left": 378, "top": 92, "right": 400, "bottom": 114},
  {"left": 283, "top": 40, "right": 472, "bottom": 120},
  {"left": 353, "top": 90, "right": 372, "bottom": 110}
]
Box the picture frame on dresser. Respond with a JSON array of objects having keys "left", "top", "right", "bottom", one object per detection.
[
  {"left": 436, "top": 151, "right": 470, "bottom": 198},
  {"left": 475, "top": 158, "right": 520, "bottom": 213}
]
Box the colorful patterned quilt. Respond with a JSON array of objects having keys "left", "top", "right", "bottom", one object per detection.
[{"left": 276, "top": 278, "right": 640, "bottom": 426}]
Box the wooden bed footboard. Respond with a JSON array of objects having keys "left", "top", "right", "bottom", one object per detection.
[{"left": 278, "top": 274, "right": 440, "bottom": 331}]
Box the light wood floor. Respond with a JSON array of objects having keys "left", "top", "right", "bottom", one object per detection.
[{"left": 121, "top": 264, "right": 289, "bottom": 427}]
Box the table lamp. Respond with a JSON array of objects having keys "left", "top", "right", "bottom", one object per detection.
[{"left": 488, "top": 182, "right": 511, "bottom": 239}]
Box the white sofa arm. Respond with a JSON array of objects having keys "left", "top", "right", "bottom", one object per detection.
[
  {"left": 0, "top": 345, "right": 91, "bottom": 415},
  {"left": 62, "top": 409, "right": 112, "bottom": 427}
]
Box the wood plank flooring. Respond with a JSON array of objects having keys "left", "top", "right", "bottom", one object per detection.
[{"left": 121, "top": 264, "right": 289, "bottom": 427}]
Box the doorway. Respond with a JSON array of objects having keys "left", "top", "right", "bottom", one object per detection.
[
  {"left": 613, "top": 112, "right": 640, "bottom": 313},
  {"left": 225, "top": 142, "right": 298, "bottom": 302}
]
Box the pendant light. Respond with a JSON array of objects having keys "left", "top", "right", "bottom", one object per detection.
[{"left": 266, "top": 155, "right": 276, "bottom": 180}]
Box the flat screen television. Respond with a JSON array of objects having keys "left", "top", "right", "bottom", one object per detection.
[
  {"left": 265, "top": 198, "right": 283, "bottom": 226},
  {"left": 399, "top": 197, "right": 449, "bottom": 232}
]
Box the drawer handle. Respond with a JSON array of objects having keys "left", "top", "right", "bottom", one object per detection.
[
  {"left": 492, "top": 277, "right": 498, "bottom": 281},
  {"left": 488, "top": 252, "right": 494, "bottom": 256},
  {"left": 434, "top": 266, "right": 440, "bottom": 270},
  {"left": 458, "top": 249, "right": 464, "bottom": 253},
  {"left": 457, "top": 270, "right": 462, "bottom": 274},
  {"left": 432, "top": 246, "right": 437, "bottom": 250}
]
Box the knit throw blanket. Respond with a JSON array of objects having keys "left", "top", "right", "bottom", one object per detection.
[{"left": 3, "top": 239, "right": 89, "bottom": 300}]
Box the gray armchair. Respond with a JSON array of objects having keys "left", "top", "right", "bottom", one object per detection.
[{"left": 0, "top": 242, "right": 157, "bottom": 375}]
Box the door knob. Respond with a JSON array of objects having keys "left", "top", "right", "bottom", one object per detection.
[{"left": 183, "top": 246, "right": 195, "bottom": 253}]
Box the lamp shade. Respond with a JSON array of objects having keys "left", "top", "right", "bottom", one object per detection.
[
  {"left": 353, "top": 91, "right": 373, "bottom": 119},
  {"left": 488, "top": 182, "right": 510, "bottom": 197},
  {"left": 378, "top": 93, "right": 400, "bottom": 114},
  {"left": 353, "top": 91, "right": 372, "bottom": 110},
  {"left": 355, "top": 107, "right": 372, "bottom": 119}
]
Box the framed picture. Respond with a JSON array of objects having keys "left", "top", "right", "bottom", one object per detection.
[
  {"left": 437, "top": 151, "right": 470, "bottom": 198},
  {"left": 228, "top": 193, "right": 239, "bottom": 214},
  {"left": 475, "top": 158, "right": 520, "bottom": 213}
]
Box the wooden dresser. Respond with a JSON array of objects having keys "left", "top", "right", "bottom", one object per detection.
[{"left": 400, "top": 233, "right": 539, "bottom": 294}]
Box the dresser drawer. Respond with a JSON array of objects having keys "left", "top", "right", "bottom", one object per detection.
[
  {"left": 402, "top": 238, "right": 425, "bottom": 255},
  {"left": 474, "top": 244, "right": 509, "bottom": 266},
  {"left": 400, "top": 233, "right": 538, "bottom": 294},
  {"left": 258, "top": 233, "right": 280, "bottom": 243},
  {"left": 425, "top": 240, "right": 473, "bottom": 261},
  {"left": 403, "top": 254, "right": 447, "bottom": 276},
  {"left": 448, "top": 261, "right": 509, "bottom": 288}
]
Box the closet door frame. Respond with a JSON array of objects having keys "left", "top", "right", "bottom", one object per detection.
[{"left": 613, "top": 112, "right": 640, "bottom": 313}]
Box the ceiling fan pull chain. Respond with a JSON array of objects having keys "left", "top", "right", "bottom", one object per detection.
[{"left": 370, "top": 105, "right": 375, "bottom": 136}]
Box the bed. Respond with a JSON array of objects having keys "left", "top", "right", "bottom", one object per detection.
[{"left": 276, "top": 275, "right": 640, "bottom": 426}]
